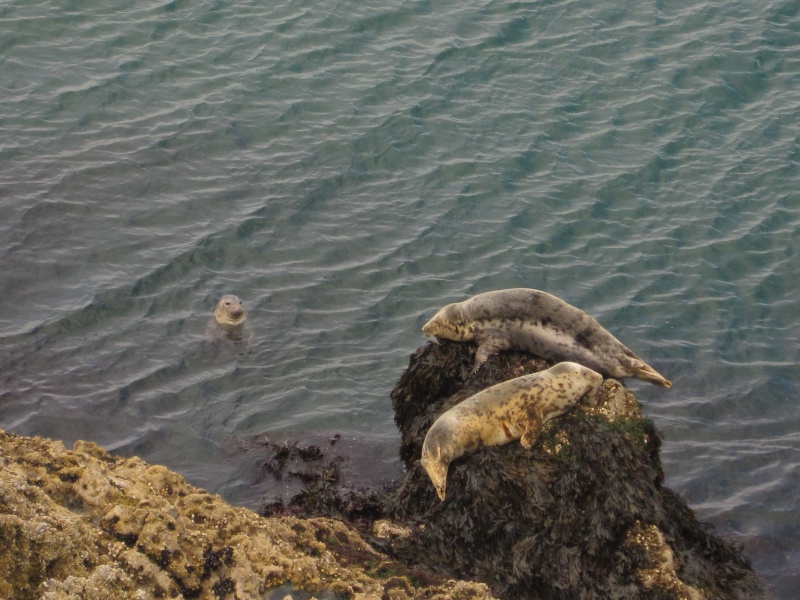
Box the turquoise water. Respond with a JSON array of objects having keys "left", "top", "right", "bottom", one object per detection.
[{"left": 1, "top": 0, "right": 798, "bottom": 594}]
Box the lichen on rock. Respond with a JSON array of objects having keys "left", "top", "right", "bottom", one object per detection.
[
  {"left": 0, "top": 428, "right": 495, "bottom": 600},
  {"left": 625, "top": 521, "right": 707, "bottom": 599}
]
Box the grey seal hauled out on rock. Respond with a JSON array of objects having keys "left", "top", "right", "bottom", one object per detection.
[
  {"left": 420, "top": 361, "right": 603, "bottom": 501},
  {"left": 422, "top": 288, "right": 671, "bottom": 388}
]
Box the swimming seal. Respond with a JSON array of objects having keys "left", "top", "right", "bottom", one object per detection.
[
  {"left": 207, "top": 294, "right": 250, "bottom": 345},
  {"left": 214, "top": 294, "right": 246, "bottom": 326},
  {"left": 422, "top": 288, "right": 671, "bottom": 388},
  {"left": 420, "top": 361, "right": 603, "bottom": 501}
]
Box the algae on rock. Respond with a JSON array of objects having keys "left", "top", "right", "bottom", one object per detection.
[
  {"left": 0, "top": 340, "right": 765, "bottom": 600},
  {"left": 386, "top": 341, "right": 763, "bottom": 600},
  {"left": 0, "top": 428, "right": 495, "bottom": 600}
]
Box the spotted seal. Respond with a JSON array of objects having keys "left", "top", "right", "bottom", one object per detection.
[
  {"left": 420, "top": 361, "right": 603, "bottom": 501},
  {"left": 422, "top": 288, "right": 671, "bottom": 388},
  {"left": 208, "top": 294, "right": 250, "bottom": 344},
  {"left": 214, "top": 294, "right": 246, "bottom": 326}
]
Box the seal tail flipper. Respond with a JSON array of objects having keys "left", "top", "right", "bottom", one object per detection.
[{"left": 629, "top": 360, "right": 672, "bottom": 388}]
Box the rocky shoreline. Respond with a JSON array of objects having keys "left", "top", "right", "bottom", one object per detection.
[
  {"left": 0, "top": 428, "right": 494, "bottom": 600},
  {"left": 1, "top": 342, "right": 764, "bottom": 599}
]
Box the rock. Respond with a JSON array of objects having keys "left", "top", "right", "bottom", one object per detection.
[
  {"left": 385, "top": 341, "right": 764, "bottom": 599},
  {"left": 0, "top": 428, "right": 495, "bottom": 600},
  {"left": 0, "top": 340, "right": 766, "bottom": 600}
]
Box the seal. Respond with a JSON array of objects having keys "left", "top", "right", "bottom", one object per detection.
[
  {"left": 420, "top": 361, "right": 603, "bottom": 501},
  {"left": 214, "top": 294, "right": 246, "bottom": 326},
  {"left": 207, "top": 294, "right": 250, "bottom": 345},
  {"left": 422, "top": 288, "right": 671, "bottom": 388}
]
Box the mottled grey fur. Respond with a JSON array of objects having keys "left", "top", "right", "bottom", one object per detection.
[
  {"left": 420, "top": 361, "right": 603, "bottom": 500},
  {"left": 422, "top": 288, "right": 670, "bottom": 388}
]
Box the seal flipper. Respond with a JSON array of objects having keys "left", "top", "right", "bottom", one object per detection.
[
  {"left": 624, "top": 358, "right": 672, "bottom": 388},
  {"left": 473, "top": 334, "right": 512, "bottom": 370},
  {"left": 519, "top": 417, "right": 543, "bottom": 449}
]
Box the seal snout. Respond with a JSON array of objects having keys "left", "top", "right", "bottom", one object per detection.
[
  {"left": 422, "top": 315, "right": 440, "bottom": 338},
  {"left": 420, "top": 452, "right": 449, "bottom": 501},
  {"left": 422, "top": 317, "right": 445, "bottom": 345},
  {"left": 422, "top": 303, "right": 468, "bottom": 344},
  {"left": 227, "top": 304, "right": 244, "bottom": 319}
]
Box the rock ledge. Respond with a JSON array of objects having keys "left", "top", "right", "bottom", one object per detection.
[{"left": 0, "top": 428, "right": 494, "bottom": 600}]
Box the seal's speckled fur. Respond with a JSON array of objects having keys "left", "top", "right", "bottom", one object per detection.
[
  {"left": 422, "top": 288, "right": 671, "bottom": 387},
  {"left": 421, "top": 362, "right": 602, "bottom": 500}
]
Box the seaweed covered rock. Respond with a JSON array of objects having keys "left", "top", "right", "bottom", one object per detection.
[
  {"left": 259, "top": 438, "right": 388, "bottom": 527},
  {"left": 387, "top": 341, "right": 763, "bottom": 600}
]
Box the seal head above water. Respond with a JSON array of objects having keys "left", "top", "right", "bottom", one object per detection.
[
  {"left": 208, "top": 294, "right": 250, "bottom": 345},
  {"left": 214, "top": 294, "right": 246, "bottom": 326},
  {"left": 420, "top": 361, "right": 603, "bottom": 501},
  {"left": 422, "top": 288, "right": 671, "bottom": 388}
]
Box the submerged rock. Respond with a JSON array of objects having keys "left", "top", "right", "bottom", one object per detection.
[{"left": 386, "top": 341, "right": 763, "bottom": 600}]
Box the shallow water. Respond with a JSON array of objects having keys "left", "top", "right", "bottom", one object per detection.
[{"left": 1, "top": 0, "right": 799, "bottom": 595}]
